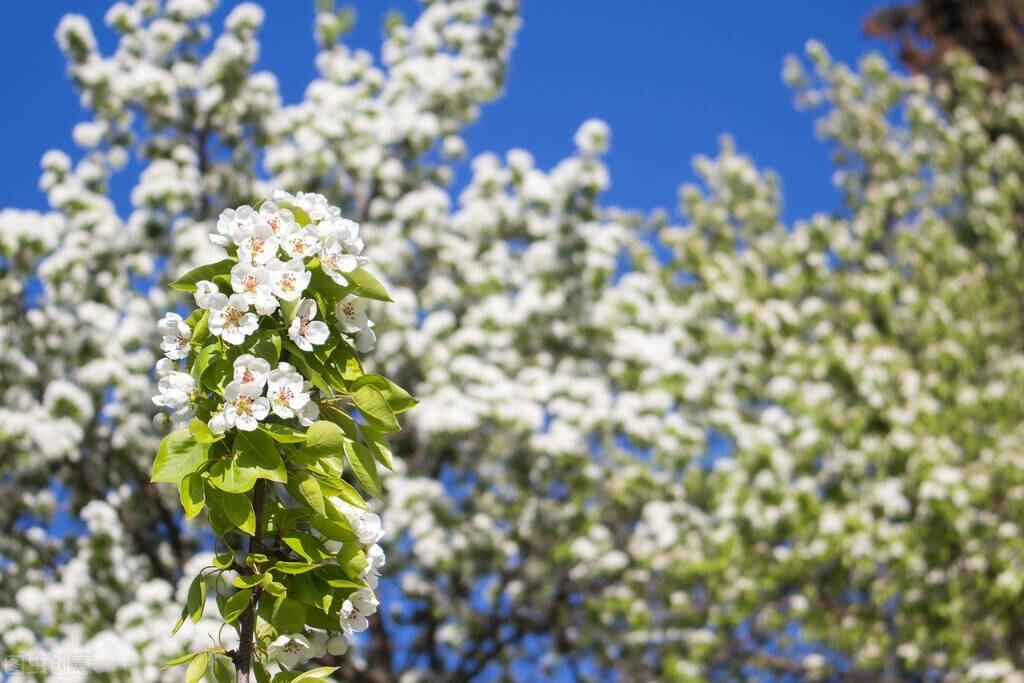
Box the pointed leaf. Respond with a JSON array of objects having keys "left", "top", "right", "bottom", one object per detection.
[{"left": 152, "top": 429, "right": 208, "bottom": 484}]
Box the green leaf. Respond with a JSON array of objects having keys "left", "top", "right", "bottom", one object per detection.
[
  {"left": 320, "top": 405, "right": 360, "bottom": 440},
  {"left": 163, "top": 651, "right": 197, "bottom": 669},
  {"left": 234, "top": 429, "right": 288, "bottom": 484},
  {"left": 190, "top": 310, "right": 210, "bottom": 349},
  {"left": 296, "top": 472, "right": 326, "bottom": 516},
  {"left": 254, "top": 659, "right": 272, "bottom": 683},
  {"left": 221, "top": 492, "right": 256, "bottom": 535},
  {"left": 213, "top": 552, "right": 235, "bottom": 569},
  {"left": 152, "top": 429, "right": 208, "bottom": 484},
  {"left": 273, "top": 561, "right": 319, "bottom": 574},
  {"left": 171, "top": 606, "right": 188, "bottom": 636},
  {"left": 311, "top": 516, "right": 358, "bottom": 544},
  {"left": 185, "top": 652, "right": 209, "bottom": 683},
  {"left": 338, "top": 543, "right": 368, "bottom": 577},
  {"left": 301, "top": 420, "right": 347, "bottom": 460},
  {"left": 329, "top": 343, "right": 364, "bottom": 382},
  {"left": 239, "top": 329, "right": 282, "bottom": 365},
  {"left": 322, "top": 478, "right": 369, "bottom": 511},
  {"left": 179, "top": 473, "right": 206, "bottom": 520},
  {"left": 280, "top": 296, "right": 301, "bottom": 324},
  {"left": 293, "top": 667, "right": 341, "bottom": 682},
  {"left": 282, "top": 531, "right": 332, "bottom": 563},
  {"left": 316, "top": 564, "right": 365, "bottom": 589},
  {"left": 189, "top": 418, "right": 223, "bottom": 445},
  {"left": 271, "top": 597, "right": 308, "bottom": 633},
  {"left": 208, "top": 458, "right": 258, "bottom": 493},
  {"left": 233, "top": 572, "right": 268, "bottom": 589},
  {"left": 221, "top": 588, "right": 252, "bottom": 623},
  {"left": 352, "top": 384, "right": 400, "bottom": 432},
  {"left": 186, "top": 575, "right": 207, "bottom": 623},
  {"left": 260, "top": 422, "right": 307, "bottom": 443},
  {"left": 171, "top": 258, "right": 235, "bottom": 292},
  {"left": 344, "top": 441, "right": 382, "bottom": 497},
  {"left": 361, "top": 425, "right": 394, "bottom": 471},
  {"left": 193, "top": 342, "right": 222, "bottom": 385},
  {"left": 352, "top": 374, "right": 417, "bottom": 413},
  {"left": 346, "top": 267, "right": 392, "bottom": 301},
  {"left": 203, "top": 359, "right": 234, "bottom": 394},
  {"left": 264, "top": 579, "right": 287, "bottom": 597},
  {"left": 212, "top": 654, "right": 235, "bottom": 683}
]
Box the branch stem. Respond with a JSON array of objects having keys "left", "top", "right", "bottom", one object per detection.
[{"left": 234, "top": 479, "right": 267, "bottom": 682}]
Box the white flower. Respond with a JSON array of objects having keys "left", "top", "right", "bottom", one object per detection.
[
  {"left": 299, "top": 399, "right": 320, "bottom": 427},
  {"left": 194, "top": 280, "right": 220, "bottom": 309},
  {"left": 340, "top": 503, "right": 385, "bottom": 546},
  {"left": 281, "top": 226, "right": 320, "bottom": 259},
  {"left": 356, "top": 324, "right": 376, "bottom": 353},
  {"left": 267, "top": 258, "right": 311, "bottom": 301},
  {"left": 335, "top": 294, "right": 376, "bottom": 352},
  {"left": 363, "top": 543, "right": 386, "bottom": 589},
  {"left": 223, "top": 380, "right": 270, "bottom": 432},
  {"left": 230, "top": 262, "right": 278, "bottom": 315},
  {"left": 267, "top": 363, "right": 309, "bottom": 419},
  {"left": 238, "top": 222, "right": 279, "bottom": 265},
  {"left": 288, "top": 298, "right": 330, "bottom": 351},
  {"left": 152, "top": 371, "right": 194, "bottom": 423},
  {"left": 155, "top": 357, "right": 176, "bottom": 377},
  {"left": 318, "top": 233, "right": 363, "bottom": 285},
  {"left": 340, "top": 588, "right": 378, "bottom": 634},
  {"left": 335, "top": 295, "right": 369, "bottom": 334},
  {"left": 268, "top": 633, "right": 313, "bottom": 668},
  {"left": 212, "top": 205, "right": 256, "bottom": 247},
  {"left": 232, "top": 354, "right": 270, "bottom": 393},
  {"left": 258, "top": 201, "right": 299, "bottom": 238},
  {"left": 326, "top": 633, "right": 349, "bottom": 656},
  {"left": 157, "top": 312, "right": 191, "bottom": 360},
  {"left": 209, "top": 294, "right": 260, "bottom": 345},
  {"left": 208, "top": 409, "right": 230, "bottom": 435},
  {"left": 307, "top": 629, "right": 328, "bottom": 659}
]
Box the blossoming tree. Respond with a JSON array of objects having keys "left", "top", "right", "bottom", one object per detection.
[{"left": 4, "top": 1, "right": 1024, "bottom": 682}]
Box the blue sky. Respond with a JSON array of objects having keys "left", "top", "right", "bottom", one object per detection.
[{"left": 0, "top": 1, "right": 892, "bottom": 221}]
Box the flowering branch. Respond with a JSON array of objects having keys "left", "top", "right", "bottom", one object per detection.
[{"left": 151, "top": 191, "right": 414, "bottom": 682}]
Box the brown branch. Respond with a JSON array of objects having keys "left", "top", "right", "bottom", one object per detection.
[{"left": 234, "top": 479, "right": 267, "bottom": 682}]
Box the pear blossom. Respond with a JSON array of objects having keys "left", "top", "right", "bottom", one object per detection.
[
  {"left": 156, "top": 312, "right": 190, "bottom": 360},
  {"left": 151, "top": 371, "right": 194, "bottom": 423},
  {"left": 209, "top": 293, "right": 259, "bottom": 345},
  {"left": 340, "top": 503, "right": 385, "bottom": 546},
  {"left": 232, "top": 354, "right": 270, "bottom": 393},
  {"left": 222, "top": 380, "right": 270, "bottom": 432},
  {"left": 208, "top": 409, "right": 230, "bottom": 435},
  {"left": 230, "top": 261, "right": 278, "bottom": 315},
  {"left": 258, "top": 200, "right": 298, "bottom": 238},
  {"left": 268, "top": 633, "right": 313, "bottom": 668},
  {"left": 318, "top": 233, "right": 362, "bottom": 285},
  {"left": 194, "top": 279, "right": 220, "bottom": 309},
  {"left": 299, "top": 399, "right": 320, "bottom": 427},
  {"left": 288, "top": 298, "right": 329, "bottom": 351},
  {"left": 266, "top": 363, "right": 309, "bottom": 419},
  {"left": 326, "top": 633, "right": 349, "bottom": 656},
  {"left": 237, "top": 222, "right": 278, "bottom": 265},
  {"left": 355, "top": 323, "right": 376, "bottom": 354},
  {"left": 266, "top": 258, "right": 310, "bottom": 301},
  {"left": 280, "top": 226, "right": 320, "bottom": 260},
  {"left": 335, "top": 294, "right": 369, "bottom": 334},
  {"left": 212, "top": 205, "right": 256, "bottom": 247},
  {"left": 340, "top": 589, "right": 378, "bottom": 634}
]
